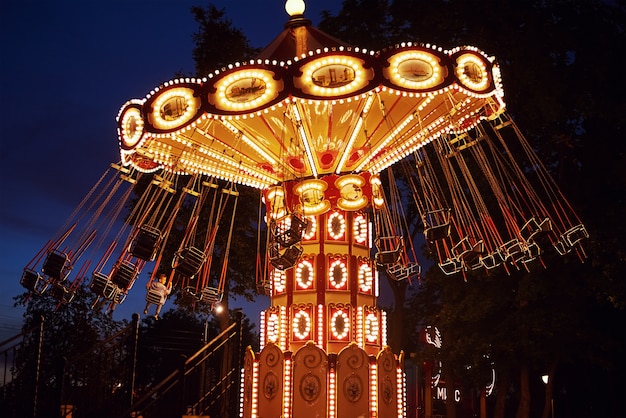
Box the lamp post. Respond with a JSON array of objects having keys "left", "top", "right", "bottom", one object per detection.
[{"left": 541, "top": 374, "right": 554, "bottom": 418}]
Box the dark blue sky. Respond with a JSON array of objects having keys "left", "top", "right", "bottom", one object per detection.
[{"left": 0, "top": 0, "right": 340, "bottom": 341}]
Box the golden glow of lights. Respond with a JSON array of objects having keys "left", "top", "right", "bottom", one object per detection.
[
  {"left": 387, "top": 50, "right": 444, "bottom": 89},
  {"left": 370, "top": 362, "right": 378, "bottom": 413},
  {"left": 328, "top": 259, "right": 348, "bottom": 289},
  {"left": 293, "top": 309, "right": 311, "bottom": 340},
  {"left": 283, "top": 357, "right": 292, "bottom": 418},
  {"left": 370, "top": 175, "right": 385, "bottom": 208},
  {"left": 353, "top": 213, "right": 368, "bottom": 245},
  {"left": 330, "top": 309, "right": 349, "bottom": 340},
  {"left": 266, "top": 186, "right": 287, "bottom": 220},
  {"left": 455, "top": 53, "right": 490, "bottom": 91},
  {"left": 397, "top": 367, "right": 406, "bottom": 418},
  {"left": 358, "top": 261, "right": 373, "bottom": 293},
  {"left": 294, "top": 179, "right": 330, "bottom": 216},
  {"left": 260, "top": 310, "right": 266, "bottom": 349},
  {"left": 317, "top": 304, "right": 324, "bottom": 346},
  {"left": 280, "top": 306, "right": 287, "bottom": 350},
  {"left": 267, "top": 313, "right": 280, "bottom": 343},
  {"left": 295, "top": 259, "right": 314, "bottom": 289},
  {"left": 335, "top": 174, "right": 368, "bottom": 210},
  {"left": 365, "top": 313, "right": 379, "bottom": 343},
  {"left": 298, "top": 55, "right": 370, "bottom": 96},
  {"left": 356, "top": 307, "right": 364, "bottom": 347},
  {"left": 271, "top": 268, "right": 286, "bottom": 293},
  {"left": 327, "top": 211, "right": 346, "bottom": 240},
  {"left": 291, "top": 104, "right": 318, "bottom": 178},
  {"left": 214, "top": 69, "right": 278, "bottom": 111},
  {"left": 120, "top": 107, "right": 144, "bottom": 149},
  {"left": 329, "top": 366, "right": 336, "bottom": 418},
  {"left": 251, "top": 362, "right": 259, "bottom": 417},
  {"left": 285, "top": 0, "right": 305, "bottom": 16},
  {"left": 150, "top": 87, "right": 199, "bottom": 130},
  {"left": 381, "top": 311, "right": 388, "bottom": 346}
]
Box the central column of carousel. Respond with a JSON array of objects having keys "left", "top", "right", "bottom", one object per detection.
[{"left": 240, "top": 173, "right": 406, "bottom": 418}]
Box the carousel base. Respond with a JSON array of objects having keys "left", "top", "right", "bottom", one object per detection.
[{"left": 240, "top": 341, "right": 406, "bottom": 418}]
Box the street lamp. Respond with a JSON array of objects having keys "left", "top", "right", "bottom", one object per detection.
[{"left": 541, "top": 374, "right": 554, "bottom": 418}]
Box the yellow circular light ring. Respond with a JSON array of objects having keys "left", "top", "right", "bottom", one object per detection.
[
  {"left": 296, "top": 55, "right": 372, "bottom": 97},
  {"left": 353, "top": 213, "right": 368, "bottom": 245},
  {"left": 302, "top": 215, "right": 317, "bottom": 240},
  {"left": 271, "top": 268, "right": 286, "bottom": 293},
  {"left": 386, "top": 50, "right": 445, "bottom": 90},
  {"left": 365, "top": 313, "right": 379, "bottom": 343},
  {"left": 293, "top": 310, "right": 311, "bottom": 340},
  {"left": 295, "top": 259, "right": 314, "bottom": 289},
  {"left": 149, "top": 87, "right": 201, "bottom": 131},
  {"left": 358, "top": 262, "right": 373, "bottom": 292},
  {"left": 213, "top": 69, "right": 280, "bottom": 111},
  {"left": 330, "top": 309, "right": 350, "bottom": 340},
  {"left": 267, "top": 313, "right": 280, "bottom": 343},
  {"left": 327, "top": 211, "right": 346, "bottom": 240},
  {"left": 328, "top": 259, "right": 348, "bottom": 289},
  {"left": 455, "top": 53, "right": 490, "bottom": 92},
  {"left": 119, "top": 106, "right": 144, "bottom": 150}
]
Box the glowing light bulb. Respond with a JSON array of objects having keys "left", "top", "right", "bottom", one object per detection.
[{"left": 285, "top": 0, "right": 305, "bottom": 16}]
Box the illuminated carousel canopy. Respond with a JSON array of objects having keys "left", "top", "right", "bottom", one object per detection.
[{"left": 116, "top": 8, "right": 505, "bottom": 189}]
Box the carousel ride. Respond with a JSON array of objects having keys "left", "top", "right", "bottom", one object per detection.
[{"left": 20, "top": 1, "right": 588, "bottom": 417}]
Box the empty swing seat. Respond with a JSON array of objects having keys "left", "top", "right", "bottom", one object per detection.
[
  {"left": 521, "top": 217, "right": 553, "bottom": 244},
  {"left": 564, "top": 224, "right": 589, "bottom": 247},
  {"left": 49, "top": 282, "right": 75, "bottom": 304},
  {"left": 90, "top": 272, "right": 120, "bottom": 300},
  {"left": 501, "top": 239, "right": 527, "bottom": 264},
  {"left": 42, "top": 250, "right": 70, "bottom": 280},
  {"left": 480, "top": 250, "right": 505, "bottom": 270},
  {"left": 452, "top": 237, "right": 485, "bottom": 265},
  {"left": 256, "top": 280, "right": 272, "bottom": 296},
  {"left": 269, "top": 244, "right": 303, "bottom": 270},
  {"left": 129, "top": 225, "right": 162, "bottom": 261},
  {"left": 174, "top": 246, "right": 206, "bottom": 278},
  {"left": 111, "top": 261, "right": 137, "bottom": 289},
  {"left": 438, "top": 257, "right": 463, "bottom": 275},
  {"left": 422, "top": 209, "right": 452, "bottom": 242},
  {"left": 200, "top": 286, "right": 222, "bottom": 304},
  {"left": 386, "top": 262, "right": 421, "bottom": 281},
  {"left": 274, "top": 214, "right": 308, "bottom": 248},
  {"left": 374, "top": 237, "right": 404, "bottom": 266},
  {"left": 21, "top": 269, "right": 47, "bottom": 294}
]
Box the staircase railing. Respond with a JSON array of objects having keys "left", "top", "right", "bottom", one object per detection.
[{"left": 122, "top": 312, "right": 243, "bottom": 418}]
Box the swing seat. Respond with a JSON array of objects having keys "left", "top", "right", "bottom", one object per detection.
[
  {"left": 129, "top": 225, "right": 162, "bottom": 261},
  {"left": 374, "top": 237, "right": 404, "bottom": 266},
  {"left": 111, "top": 261, "right": 138, "bottom": 289},
  {"left": 180, "top": 286, "right": 200, "bottom": 303},
  {"left": 256, "top": 280, "right": 272, "bottom": 296},
  {"left": 386, "top": 262, "right": 421, "bottom": 281},
  {"left": 90, "top": 272, "right": 120, "bottom": 300},
  {"left": 564, "top": 224, "right": 589, "bottom": 247},
  {"left": 438, "top": 257, "right": 463, "bottom": 275},
  {"left": 173, "top": 246, "right": 206, "bottom": 278},
  {"left": 520, "top": 217, "right": 553, "bottom": 243},
  {"left": 501, "top": 239, "right": 527, "bottom": 263},
  {"left": 274, "top": 213, "right": 308, "bottom": 248},
  {"left": 21, "top": 269, "right": 47, "bottom": 294},
  {"left": 480, "top": 250, "right": 504, "bottom": 270},
  {"left": 42, "top": 250, "right": 70, "bottom": 280},
  {"left": 146, "top": 288, "right": 163, "bottom": 305},
  {"left": 422, "top": 209, "right": 451, "bottom": 242},
  {"left": 521, "top": 242, "right": 542, "bottom": 264},
  {"left": 270, "top": 244, "right": 303, "bottom": 270},
  {"left": 200, "top": 286, "right": 222, "bottom": 304},
  {"left": 49, "top": 282, "right": 75, "bottom": 304},
  {"left": 113, "top": 291, "right": 126, "bottom": 304},
  {"left": 452, "top": 237, "right": 485, "bottom": 264},
  {"left": 553, "top": 238, "right": 571, "bottom": 256}
]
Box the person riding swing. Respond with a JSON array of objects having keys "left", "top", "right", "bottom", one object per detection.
[{"left": 144, "top": 273, "right": 172, "bottom": 319}]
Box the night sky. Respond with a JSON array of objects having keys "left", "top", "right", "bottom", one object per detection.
[{"left": 0, "top": 0, "right": 340, "bottom": 341}]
